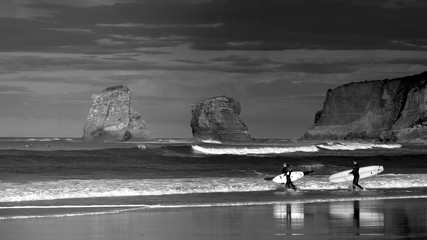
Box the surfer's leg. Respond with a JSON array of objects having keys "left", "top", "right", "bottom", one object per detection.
[
  {"left": 353, "top": 177, "right": 364, "bottom": 190},
  {"left": 290, "top": 182, "right": 297, "bottom": 191},
  {"left": 352, "top": 178, "right": 359, "bottom": 190}
]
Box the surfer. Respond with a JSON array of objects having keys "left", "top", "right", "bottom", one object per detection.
[
  {"left": 283, "top": 163, "right": 297, "bottom": 191},
  {"left": 349, "top": 160, "right": 364, "bottom": 190}
]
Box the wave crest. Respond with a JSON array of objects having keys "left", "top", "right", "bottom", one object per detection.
[
  {"left": 192, "top": 145, "right": 319, "bottom": 155},
  {"left": 316, "top": 142, "right": 402, "bottom": 151}
]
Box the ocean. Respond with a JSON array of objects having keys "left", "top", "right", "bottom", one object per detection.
[{"left": 1, "top": 137, "right": 426, "bottom": 222}]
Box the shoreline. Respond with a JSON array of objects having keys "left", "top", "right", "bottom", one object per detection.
[
  {"left": 2, "top": 187, "right": 427, "bottom": 216},
  {"left": 1, "top": 197, "right": 427, "bottom": 239}
]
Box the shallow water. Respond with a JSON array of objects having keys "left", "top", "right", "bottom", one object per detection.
[{"left": 1, "top": 198, "right": 426, "bottom": 240}]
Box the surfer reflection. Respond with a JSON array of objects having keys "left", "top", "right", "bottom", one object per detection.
[
  {"left": 283, "top": 163, "right": 297, "bottom": 191},
  {"left": 349, "top": 160, "right": 364, "bottom": 190},
  {"left": 353, "top": 200, "right": 360, "bottom": 234}
]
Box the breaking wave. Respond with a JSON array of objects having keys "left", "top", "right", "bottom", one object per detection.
[
  {"left": 201, "top": 139, "right": 222, "bottom": 144},
  {"left": 192, "top": 142, "right": 401, "bottom": 155},
  {"left": 1, "top": 174, "right": 427, "bottom": 203},
  {"left": 0, "top": 178, "right": 276, "bottom": 202},
  {"left": 192, "top": 145, "right": 319, "bottom": 155},
  {"left": 316, "top": 142, "right": 402, "bottom": 151}
]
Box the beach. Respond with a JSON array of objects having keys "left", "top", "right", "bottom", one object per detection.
[
  {"left": 1, "top": 196, "right": 427, "bottom": 240},
  {"left": 1, "top": 138, "right": 427, "bottom": 239}
]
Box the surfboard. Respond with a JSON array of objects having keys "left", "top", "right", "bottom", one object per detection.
[
  {"left": 329, "top": 165, "right": 384, "bottom": 183},
  {"left": 272, "top": 171, "right": 305, "bottom": 184}
]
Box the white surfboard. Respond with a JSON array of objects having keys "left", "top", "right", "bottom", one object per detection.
[
  {"left": 329, "top": 165, "right": 384, "bottom": 183},
  {"left": 272, "top": 171, "right": 305, "bottom": 184}
]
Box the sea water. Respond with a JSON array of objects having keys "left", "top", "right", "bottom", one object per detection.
[{"left": 0, "top": 137, "right": 427, "bottom": 220}]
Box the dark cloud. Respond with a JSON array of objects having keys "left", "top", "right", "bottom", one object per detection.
[
  {"left": 386, "top": 57, "right": 427, "bottom": 66},
  {"left": 210, "top": 55, "right": 274, "bottom": 67},
  {"left": 23, "top": 3, "right": 74, "bottom": 12},
  {"left": 0, "top": 17, "right": 103, "bottom": 51},
  {"left": 41, "top": 0, "right": 427, "bottom": 51},
  {"left": 246, "top": 79, "right": 334, "bottom": 99},
  {"left": 2, "top": 0, "right": 426, "bottom": 52},
  {"left": 284, "top": 62, "right": 360, "bottom": 74},
  {"left": 0, "top": 89, "right": 89, "bottom": 120},
  {"left": 210, "top": 55, "right": 364, "bottom": 74},
  {"left": 173, "top": 59, "right": 206, "bottom": 64},
  {"left": 0, "top": 85, "right": 30, "bottom": 94}
]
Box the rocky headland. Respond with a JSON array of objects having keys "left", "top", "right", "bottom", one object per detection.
[
  {"left": 191, "top": 96, "right": 252, "bottom": 142},
  {"left": 304, "top": 72, "right": 427, "bottom": 143},
  {"left": 82, "top": 85, "right": 151, "bottom": 142}
]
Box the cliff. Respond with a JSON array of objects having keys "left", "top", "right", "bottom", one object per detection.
[
  {"left": 305, "top": 72, "right": 427, "bottom": 143},
  {"left": 82, "top": 85, "right": 151, "bottom": 142},
  {"left": 191, "top": 96, "right": 252, "bottom": 142}
]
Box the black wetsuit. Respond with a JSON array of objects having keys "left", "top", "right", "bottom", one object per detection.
[
  {"left": 284, "top": 167, "right": 297, "bottom": 191},
  {"left": 350, "top": 163, "right": 364, "bottom": 190}
]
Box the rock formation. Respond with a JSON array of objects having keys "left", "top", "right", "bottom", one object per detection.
[
  {"left": 83, "top": 85, "right": 151, "bottom": 142},
  {"left": 191, "top": 96, "right": 252, "bottom": 142},
  {"left": 304, "top": 72, "right": 427, "bottom": 142}
]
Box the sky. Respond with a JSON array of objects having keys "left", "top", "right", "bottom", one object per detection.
[{"left": 0, "top": 0, "right": 426, "bottom": 139}]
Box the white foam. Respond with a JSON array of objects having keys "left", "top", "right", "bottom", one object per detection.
[
  {"left": 201, "top": 139, "right": 222, "bottom": 144},
  {"left": 0, "top": 204, "right": 149, "bottom": 209},
  {"left": 0, "top": 178, "right": 277, "bottom": 202},
  {"left": 0, "top": 207, "right": 144, "bottom": 220},
  {"left": 192, "top": 145, "right": 319, "bottom": 155},
  {"left": 1, "top": 174, "right": 426, "bottom": 203},
  {"left": 317, "top": 142, "right": 402, "bottom": 151}
]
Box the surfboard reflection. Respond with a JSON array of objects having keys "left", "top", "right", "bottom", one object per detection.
[
  {"left": 329, "top": 201, "right": 384, "bottom": 229},
  {"left": 273, "top": 200, "right": 386, "bottom": 236},
  {"left": 273, "top": 203, "right": 304, "bottom": 232}
]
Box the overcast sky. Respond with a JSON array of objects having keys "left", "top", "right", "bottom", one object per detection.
[{"left": 0, "top": 0, "right": 426, "bottom": 139}]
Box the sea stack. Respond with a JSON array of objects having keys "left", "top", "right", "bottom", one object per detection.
[
  {"left": 83, "top": 85, "right": 151, "bottom": 142},
  {"left": 191, "top": 96, "right": 252, "bottom": 142},
  {"left": 304, "top": 72, "right": 427, "bottom": 143}
]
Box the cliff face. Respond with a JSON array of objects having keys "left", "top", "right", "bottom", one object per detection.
[
  {"left": 83, "top": 85, "right": 151, "bottom": 142},
  {"left": 305, "top": 72, "right": 427, "bottom": 142},
  {"left": 191, "top": 96, "right": 252, "bottom": 142}
]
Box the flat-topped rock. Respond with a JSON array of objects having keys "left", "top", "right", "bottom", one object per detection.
[
  {"left": 83, "top": 85, "right": 151, "bottom": 142},
  {"left": 191, "top": 96, "right": 252, "bottom": 142}
]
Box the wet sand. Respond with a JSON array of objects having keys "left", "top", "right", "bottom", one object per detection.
[{"left": 1, "top": 198, "right": 427, "bottom": 240}]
